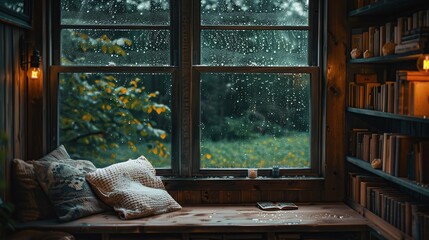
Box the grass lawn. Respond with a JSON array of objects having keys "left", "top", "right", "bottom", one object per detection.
[{"left": 88, "top": 132, "right": 310, "bottom": 169}]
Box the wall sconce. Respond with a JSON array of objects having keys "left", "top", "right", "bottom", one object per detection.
[
  {"left": 21, "top": 48, "right": 42, "bottom": 80},
  {"left": 417, "top": 54, "right": 429, "bottom": 73}
]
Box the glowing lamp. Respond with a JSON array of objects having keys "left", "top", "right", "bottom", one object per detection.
[
  {"left": 27, "top": 49, "right": 41, "bottom": 80},
  {"left": 417, "top": 55, "right": 429, "bottom": 73}
]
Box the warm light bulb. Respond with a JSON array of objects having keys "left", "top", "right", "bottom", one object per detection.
[
  {"left": 417, "top": 55, "right": 429, "bottom": 73},
  {"left": 423, "top": 56, "right": 429, "bottom": 72},
  {"left": 28, "top": 67, "right": 41, "bottom": 80}
]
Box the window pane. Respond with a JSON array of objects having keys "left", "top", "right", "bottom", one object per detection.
[
  {"left": 201, "top": 30, "right": 308, "bottom": 66},
  {"left": 58, "top": 73, "right": 172, "bottom": 168},
  {"left": 61, "top": 29, "right": 170, "bottom": 66},
  {"left": 200, "top": 73, "right": 310, "bottom": 169},
  {"left": 201, "top": 0, "right": 308, "bottom": 26},
  {"left": 61, "top": 0, "right": 170, "bottom": 25},
  {"left": 1, "top": 0, "right": 24, "bottom": 14}
]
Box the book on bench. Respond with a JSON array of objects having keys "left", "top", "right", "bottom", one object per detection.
[{"left": 257, "top": 202, "right": 298, "bottom": 211}]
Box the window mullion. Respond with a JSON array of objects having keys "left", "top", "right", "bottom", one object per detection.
[{"left": 179, "top": 0, "right": 194, "bottom": 177}]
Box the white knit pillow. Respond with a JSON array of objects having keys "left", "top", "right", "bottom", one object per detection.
[{"left": 86, "top": 156, "right": 181, "bottom": 219}]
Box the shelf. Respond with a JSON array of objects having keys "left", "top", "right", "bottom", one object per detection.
[
  {"left": 346, "top": 156, "right": 429, "bottom": 198},
  {"left": 347, "top": 107, "right": 429, "bottom": 123},
  {"left": 348, "top": 0, "right": 427, "bottom": 17},
  {"left": 349, "top": 51, "right": 425, "bottom": 64},
  {"left": 347, "top": 200, "right": 412, "bottom": 240}
]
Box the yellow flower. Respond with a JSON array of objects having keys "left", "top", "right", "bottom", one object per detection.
[
  {"left": 82, "top": 113, "right": 92, "bottom": 122},
  {"left": 120, "top": 87, "right": 127, "bottom": 94}
]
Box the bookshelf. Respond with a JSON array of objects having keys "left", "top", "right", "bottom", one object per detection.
[
  {"left": 347, "top": 107, "right": 429, "bottom": 124},
  {"left": 346, "top": 0, "right": 429, "bottom": 239},
  {"left": 348, "top": 51, "right": 424, "bottom": 63},
  {"left": 348, "top": 0, "right": 427, "bottom": 17},
  {"left": 347, "top": 157, "right": 429, "bottom": 198}
]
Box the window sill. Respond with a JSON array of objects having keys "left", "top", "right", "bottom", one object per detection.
[{"left": 161, "top": 176, "right": 324, "bottom": 191}]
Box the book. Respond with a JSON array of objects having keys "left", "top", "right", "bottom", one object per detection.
[
  {"left": 256, "top": 202, "right": 298, "bottom": 211},
  {"left": 409, "top": 81, "right": 429, "bottom": 117}
]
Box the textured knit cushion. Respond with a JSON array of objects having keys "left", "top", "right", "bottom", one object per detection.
[
  {"left": 11, "top": 145, "right": 71, "bottom": 222},
  {"left": 86, "top": 156, "right": 181, "bottom": 219},
  {"left": 34, "top": 159, "right": 108, "bottom": 222},
  {"left": 107, "top": 174, "right": 181, "bottom": 219},
  {"left": 12, "top": 159, "right": 56, "bottom": 222}
]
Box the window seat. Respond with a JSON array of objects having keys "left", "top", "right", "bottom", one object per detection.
[{"left": 14, "top": 203, "right": 369, "bottom": 240}]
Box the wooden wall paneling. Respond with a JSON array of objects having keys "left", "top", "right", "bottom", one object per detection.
[
  {"left": 4, "top": 25, "right": 14, "bottom": 202},
  {"left": 240, "top": 190, "right": 261, "bottom": 203},
  {"left": 0, "top": 24, "right": 5, "bottom": 201},
  {"left": 201, "top": 190, "right": 220, "bottom": 204},
  {"left": 26, "top": 0, "right": 45, "bottom": 160},
  {"left": 13, "top": 29, "right": 25, "bottom": 160},
  {"left": 283, "top": 190, "right": 300, "bottom": 202},
  {"left": 177, "top": 190, "right": 202, "bottom": 205},
  {"left": 260, "top": 190, "right": 285, "bottom": 202},
  {"left": 323, "top": 0, "right": 347, "bottom": 201},
  {"left": 219, "top": 190, "right": 241, "bottom": 204},
  {"left": 299, "top": 190, "right": 322, "bottom": 202}
]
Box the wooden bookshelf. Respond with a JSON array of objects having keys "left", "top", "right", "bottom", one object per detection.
[
  {"left": 347, "top": 200, "right": 413, "bottom": 240},
  {"left": 347, "top": 107, "right": 429, "bottom": 124},
  {"left": 349, "top": 52, "right": 426, "bottom": 64},
  {"left": 346, "top": 157, "right": 429, "bottom": 198},
  {"left": 348, "top": 0, "right": 427, "bottom": 17}
]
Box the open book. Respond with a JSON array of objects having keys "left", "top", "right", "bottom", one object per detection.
[
  {"left": 256, "top": 202, "right": 298, "bottom": 211},
  {"left": 257, "top": 202, "right": 298, "bottom": 211}
]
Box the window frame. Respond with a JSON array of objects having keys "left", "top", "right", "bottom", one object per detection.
[
  {"left": 188, "top": 0, "right": 323, "bottom": 177},
  {"left": 48, "top": 0, "right": 324, "bottom": 178}
]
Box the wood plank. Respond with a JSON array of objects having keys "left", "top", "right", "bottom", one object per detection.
[
  {"left": 324, "top": 0, "right": 347, "bottom": 201},
  {"left": 4, "top": 25, "right": 13, "bottom": 202},
  {"left": 15, "top": 204, "right": 368, "bottom": 235}
]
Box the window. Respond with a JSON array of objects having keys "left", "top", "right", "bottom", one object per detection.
[
  {"left": 51, "top": 0, "right": 177, "bottom": 171},
  {"left": 50, "top": 0, "right": 321, "bottom": 177}
]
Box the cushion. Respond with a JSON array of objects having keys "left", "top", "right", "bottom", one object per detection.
[
  {"left": 12, "top": 159, "right": 56, "bottom": 222},
  {"left": 86, "top": 156, "right": 181, "bottom": 219},
  {"left": 11, "top": 145, "right": 71, "bottom": 222},
  {"left": 34, "top": 159, "right": 109, "bottom": 222},
  {"left": 107, "top": 174, "right": 182, "bottom": 219},
  {"left": 38, "top": 144, "right": 71, "bottom": 162}
]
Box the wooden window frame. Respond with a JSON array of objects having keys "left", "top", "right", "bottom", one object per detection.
[{"left": 48, "top": 0, "right": 324, "bottom": 179}]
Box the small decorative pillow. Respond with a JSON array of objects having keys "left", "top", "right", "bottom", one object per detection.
[
  {"left": 12, "top": 159, "right": 56, "bottom": 222},
  {"left": 34, "top": 159, "right": 109, "bottom": 222},
  {"left": 11, "top": 145, "right": 71, "bottom": 222},
  {"left": 108, "top": 174, "right": 182, "bottom": 220},
  {"left": 86, "top": 156, "right": 181, "bottom": 219},
  {"left": 38, "top": 144, "right": 71, "bottom": 162}
]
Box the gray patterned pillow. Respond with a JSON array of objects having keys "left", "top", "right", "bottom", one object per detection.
[{"left": 34, "top": 159, "right": 109, "bottom": 222}]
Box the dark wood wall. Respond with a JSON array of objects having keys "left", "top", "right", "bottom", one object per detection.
[
  {"left": 0, "top": 0, "right": 348, "bottom": 204},
  {"left": 0, "top": 23, "right": 27, "bottom": 201}
]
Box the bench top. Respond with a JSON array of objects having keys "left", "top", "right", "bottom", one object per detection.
[{"left": 16, "top": 203, "right": 368, "bottom": 234}]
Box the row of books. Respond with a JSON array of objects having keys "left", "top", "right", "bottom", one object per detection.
[
  {"left": 351, "top": 8, "right": 429, "bottom": 57},
  {"left": 349, "top": 130, "right": 429, "bottom": 185},
  {"left": 348, "top": 173, "right": 429, "bottom": 239},
  {"left": 348, "top": 70, "right": 429, "bottom": 117}
]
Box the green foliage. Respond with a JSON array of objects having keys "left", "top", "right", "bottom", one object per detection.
[
  {"left": 201, "top": 133, "right": 309, "bottom": 168},
  {"left": 59, "top": 72, "right": 170, "bottom": 164},
  {"left": 58, "top": 27, "right": 171, "bottom": 165}
]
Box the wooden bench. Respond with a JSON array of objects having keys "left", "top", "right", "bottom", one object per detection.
[{"left": 14, "top": 203, "right": 369, "bottom": 240}]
